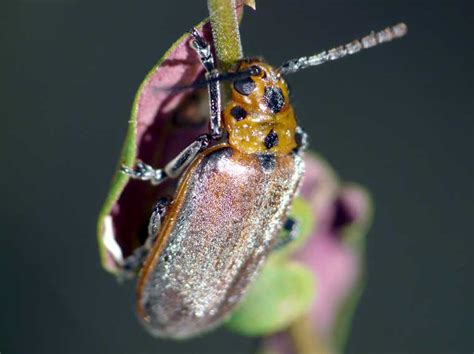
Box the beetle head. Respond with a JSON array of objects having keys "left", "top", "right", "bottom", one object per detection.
[
  {"left": 223, "top": 58, "right": 297, "bottom": 155},
  {"left": 230, "top": 58, "right": 291, "bottom": 115}
]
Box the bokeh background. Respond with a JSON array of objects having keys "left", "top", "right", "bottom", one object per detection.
[{"left": 1, "top": 0, "right": 472, "bottom": 353}]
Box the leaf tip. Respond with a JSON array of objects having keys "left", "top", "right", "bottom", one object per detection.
[{"left": 244, "top": 0, "right": 256, "bottom": 10}]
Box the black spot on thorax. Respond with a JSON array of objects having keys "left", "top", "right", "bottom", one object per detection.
[
  {"left": 230, "top": 106, "right": 247, "bottom": 121},
  {"left": 263, "top": 86, "right": 285, "bottom": 113},
  {"left": 264, "top": 129, "right": 279, "bottom": 149}
]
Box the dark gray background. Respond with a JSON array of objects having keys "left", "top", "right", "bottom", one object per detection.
[{"left": 1, "top": 0, "right": 472, "bottom": 353}]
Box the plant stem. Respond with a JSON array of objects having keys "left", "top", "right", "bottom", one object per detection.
[
  {"left": 288, "top": 314, "right": 332, "bottom": 354},
  {"left": 207, "top": 0, "right": 243, "bottom": 71}
]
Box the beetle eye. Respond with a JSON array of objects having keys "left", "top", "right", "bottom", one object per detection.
[
  {"left": 233, "top": 77, "right": 256, "bottom": 96},
  {"left": 250, "top": 65, "right": 262, "bottom": 76}
]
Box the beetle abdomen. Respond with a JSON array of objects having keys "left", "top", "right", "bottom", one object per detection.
[{"left": 136, "top": 145, "right": 304, "bottom": 338}]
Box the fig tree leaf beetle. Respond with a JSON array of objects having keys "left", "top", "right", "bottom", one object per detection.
[{"left": 98, "top": 18, "right": 407, "bottom": 339}]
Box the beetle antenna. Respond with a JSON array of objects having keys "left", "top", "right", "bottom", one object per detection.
[
  {"left": 279, "top": 22, "right": 407, "bottom": 75},
  {"left": 158, "top": 68, "right": 256, "bottom": 93}
]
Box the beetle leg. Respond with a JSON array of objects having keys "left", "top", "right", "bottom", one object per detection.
[
  {"left": 121, "top": 161, "right": 166, "bottom": 185},
  {"left": 121, "top": 246, "right": 150, "bottom": 275},
  {"left": 190, "top": 28, "right": 222, "bottom": 140},
  {"left": 294, "top": 126, "right": 308, "bottom": 153},
  {"left": 121, "top": 134, "right": 211, "bottom": 185},
  {"left": 147, "top": 197, "right": 170, "bottom": 241},
  {"left": 122, "top": 29, "right": 222, "bottom": 186},
  {"left": 190, "top": 28, "right": 215, "bottom": 73},
  {"left": 273, "top": 217, "right": 300, "bottom": 250},
  {"left": 121, "top": 198, "right": 170, "bottom": 274}
]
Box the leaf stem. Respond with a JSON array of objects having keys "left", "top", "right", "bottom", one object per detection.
[
  {"left": 207, "top": 0, "right": 243, "bottom": 71},
  {"left": 288, "top": 314, "right": 332, "bottom": 354}
]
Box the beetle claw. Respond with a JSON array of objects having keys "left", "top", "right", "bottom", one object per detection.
[{"left": 121, "top": 161, "right": 162, "bottom": 183}]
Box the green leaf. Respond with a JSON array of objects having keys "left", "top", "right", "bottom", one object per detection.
[
  {"left": 226, "top": 261, "right": 316, "bottom": 336},
  {"left": 96, "top": 19, "right": 209, "bottom": 273}
]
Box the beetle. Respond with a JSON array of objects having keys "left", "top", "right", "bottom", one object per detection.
[{"left": 120, "top": 23, "right": 407, "bottom": 338}]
